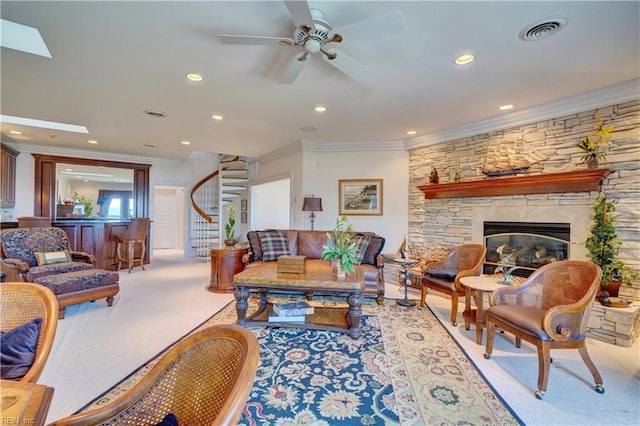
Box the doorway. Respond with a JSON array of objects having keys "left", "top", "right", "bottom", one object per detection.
[{"left": 153, "top": 185, "right": 184, "bottom": 249}]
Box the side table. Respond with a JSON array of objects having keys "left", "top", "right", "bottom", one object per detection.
[
  {"left": 208, "top": 247, "right": 248, "bottom": 293},
  {"left": 0, "top": 380, "right": 54, "bottom": 426},
  {"left": 460, "top": 274, "right": 524, "bottom": 344}
]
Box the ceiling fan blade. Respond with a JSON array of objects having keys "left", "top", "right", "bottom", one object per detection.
[
  {"left": 329, "top": 11, "right": 405, "bottom": 42},
  {"left": 218, "top": 34, "right": 294, "bottom": 46},
  {"left": 278, "top": 53, "right": 307, "bottom": 84},
  {"left": 323, "top": 48, "right": 373, "bottom": 84},
  {"left": 284, "top": 0, "right": 315, "bottom": 32}
]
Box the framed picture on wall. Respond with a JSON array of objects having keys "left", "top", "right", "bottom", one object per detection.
[
  {"left": 241, "top": 211, "right": 247, "bottom": 224},
  {"left": 338, "top": 179, "right": 383, "bottom": 216},
  {"left": 241, "top": 199, "right": 247, "bottom": 211}
]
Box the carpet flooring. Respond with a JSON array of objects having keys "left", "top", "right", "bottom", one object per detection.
[
  {"left": 78, "top": 297, "right": 522, "bottom": 425},
  {"left": 39, "top": 250, "right": 640, "bottom": 425}
]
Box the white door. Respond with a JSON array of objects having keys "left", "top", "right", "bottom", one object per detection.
[{"left": 153, "top": 186, "right": 184, "bottom": 249}]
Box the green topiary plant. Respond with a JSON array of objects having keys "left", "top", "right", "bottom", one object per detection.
[
  {"left": 321, "top": 215, "right": 357, "bottom": 275},
  {"left": 585, "top": 193, "right": 639, "bottom": 286}
]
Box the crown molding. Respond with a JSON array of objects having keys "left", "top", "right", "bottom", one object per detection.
[
  {"left": 301, "top": 140, "right": 406, "bottom": 152},
  {"left": 2, "top": 141, "right": 182, "bottom": 167},
  {"left": 405, "top": 78, "right": 640, "bottom": 151}
]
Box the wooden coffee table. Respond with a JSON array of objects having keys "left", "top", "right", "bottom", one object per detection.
[{"left": 233, "top": 261, "right": 365, "bottom": 339}]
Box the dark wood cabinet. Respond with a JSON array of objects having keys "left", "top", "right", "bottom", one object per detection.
[
  {"left": 209, "top": 247, "right": 248, "bottom": 293},
  {"left": 53, "top": 220, "right": 150, "bottom": 271},
  {"left": 1, "top": 144, "right": 19, "bottom": 208}
]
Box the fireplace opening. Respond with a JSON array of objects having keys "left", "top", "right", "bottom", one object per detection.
[{"left": 483, "top": 221, "right": 570, "bottom": 277}]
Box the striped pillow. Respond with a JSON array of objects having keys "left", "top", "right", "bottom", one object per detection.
[
  {"left": 257, "top": 231, "right": 290, "bottom": 262},
  {"left": 350, "top": 234, "right": 371, "bottom": 264}
]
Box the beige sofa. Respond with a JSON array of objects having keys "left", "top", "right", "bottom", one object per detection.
[{"left": 244, "top": 230, "right": 386, "bottom": 304}]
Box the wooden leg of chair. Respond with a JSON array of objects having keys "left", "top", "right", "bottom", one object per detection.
[
  {"left": 450, "top": 293, "right": 458, "bottom": 326},
  {"left": 116, "top": 242, "right": 123, "bottom": 271},
  {"left": 106, "top": 296, "right": 115, "bottom": 307},
  {"left": 58, "top": 307, "right": 66, "bottom": 320},
  {"left": 515, "top": 336, "right": 522, "bottom": 348},
  {"left": 578, "top": 345, "right": 605, "bottom": 393},
  {"left": 535, "top": 342, "right": 551, "bottom": 399},
  {"left": 419, "top": 285, "right": 427, "bottom": 308},
  {"left": 140, "top": 240, "right": 146, "bottom": 271},
  {"left": 484, "top": 316, "right": 494, "bottom": 359},
  {"left": 127, "top": 240, "right": 134, "bottom": 273}
]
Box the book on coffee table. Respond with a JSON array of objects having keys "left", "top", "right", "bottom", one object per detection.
[
  {"left": 273, "top": 301, "right": 314, "bottom": 316},
  {"left": 268, "top": 310, "right": 306, "bottom": 323}
]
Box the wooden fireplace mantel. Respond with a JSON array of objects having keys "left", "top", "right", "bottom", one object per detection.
[{"left": 417, "top": 168, "right": 611, "bottom": 199}]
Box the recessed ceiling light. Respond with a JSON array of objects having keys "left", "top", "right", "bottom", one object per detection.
[
  {"left": 185, "top": 72, "right": 203, "bottom": 82},
  {"left": 498, "top": 104, "right": 514, "bottom": 110},
  {"left": 406, "top": 130, "right": 417, "bottom": 135},
  {"left": 454, "top": 54, "right": 474, "bottom": 65},
  {"left": 211, "top": 114, "right": 224, "bottom": 120},
  {"left": 8, "top": 130, "right": 22, "bottom": 135},
  {"left": 88, "top": 139, "right": 98, "bottom": 144},
  {"left": 181, "top": 140, "right": 191, "bottom": 145},
  {"left": 314, "top": 105, "right": 327, "bottom": 113}
]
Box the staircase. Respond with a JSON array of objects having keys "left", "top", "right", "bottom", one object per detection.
[{"left": 190, "top": 154, "right": 248, "bottom": 259}]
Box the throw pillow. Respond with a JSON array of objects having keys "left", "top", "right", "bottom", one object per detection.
[
  {"left": 426, "top": 266, "right": 458, "bottom": 280},
  {"left": 155, "top": 413, "right": 179, "bottom": 426},
  {"left": 1, "top": 317, "right": 42, "bottom": 380},
  {"left": 350, "top": 234, "right": 371, "bottom": 265},
  {"left": 247, "top": 231, "right": 263, "bottom": 261},
  {"left": 34, "top": 250, "right": 71, "bottom": 266},
  {"left": 257, "top": 231, "right": 290, "bottom": 262},
  {"left": 362, "top": 236, "right": 385, "bottom": 266}
]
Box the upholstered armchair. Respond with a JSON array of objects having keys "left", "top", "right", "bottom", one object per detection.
[
  {"left": 0, "top": 282, "right": 59, "bottom": 383},
  {"left": 1, "top": 227, "right": 119, "bottom": 319},
  {"left": 483, "top": 260, "right": 604, "bottom": 399},
  {"left": 419, "top": 244, "right": 487, "bottom": 325},
  {"left": 0, "top": 227, "right": 95, "bottom": 282},
  {"left": 50, "top": 324, "right": 260, "bottom": 426}
]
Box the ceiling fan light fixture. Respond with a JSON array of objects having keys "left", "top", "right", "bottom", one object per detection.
[{"left": 454, "top": 54, "right": 474, "bottom": 65}]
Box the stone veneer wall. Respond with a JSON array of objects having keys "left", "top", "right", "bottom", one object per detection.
[{"left": 406, "top": 100, "right": 640, "bottom": 346}]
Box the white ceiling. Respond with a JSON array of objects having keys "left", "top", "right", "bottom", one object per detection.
[{"left": 1, "top": 1, "right": 638, "bottom": 161}]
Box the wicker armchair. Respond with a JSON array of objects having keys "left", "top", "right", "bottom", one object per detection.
[
  {"left": 50, "top": 324, "right": 260, "bottom": 426},
  {"left": 0, "top": 282, "right": 59, "bottom": 383},
  {"left": 483, "top": 260, "right": 604, "bottom": 399},
  {"left": 419, "top": 244, "right": 487, "bottom": 325}
]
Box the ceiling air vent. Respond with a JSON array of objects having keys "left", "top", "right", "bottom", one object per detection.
[
  {"left": 519, "top": 16, "right": 568, "bottom": 41},
  {"left": 144, "top": 110, "right": 167, "bottom": 118}
]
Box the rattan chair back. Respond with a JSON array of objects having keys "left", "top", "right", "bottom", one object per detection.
[
  {"left": 50, "top": 324, "right": 260, "bottom": 426},
  {"left": 0, "top": 282, "right": 59, "bottom": 382}
]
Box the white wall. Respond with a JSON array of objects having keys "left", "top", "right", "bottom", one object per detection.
[{"left": 303, "top": 149, "right": 409, "bottom": 252}]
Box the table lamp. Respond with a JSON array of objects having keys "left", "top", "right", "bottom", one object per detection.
[{"left": 302, "top": 197, "right": 323, "bottom": 230}]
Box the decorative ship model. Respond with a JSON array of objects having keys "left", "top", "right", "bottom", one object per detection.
[{"left": 481, "top": 141, "right": 547, "bottom": 177}]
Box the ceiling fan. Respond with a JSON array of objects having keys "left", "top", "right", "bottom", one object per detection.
[{"left": 218, "top": 1, "right": 405, "bottom": 84}]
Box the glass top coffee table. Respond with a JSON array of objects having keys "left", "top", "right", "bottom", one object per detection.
[{"left": 233, "top": 261, "right": 365, "bottom": 339}]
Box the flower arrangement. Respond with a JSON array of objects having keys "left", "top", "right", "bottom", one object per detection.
[
  {"left": 225, "top": 204, "right": 237, "bottom": 240},
  {"left": 321, "top": 215, "right": 357, "bottom": 275},
  {"left": 72, "top": 192, "right": 93, "bottom": 217},
  {"left": 576, "top": 116, "right": 615, "bottom": 168}
]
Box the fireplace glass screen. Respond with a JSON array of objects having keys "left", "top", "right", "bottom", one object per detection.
[{"left": 483, "top": 221, "right": 570, "bottom": 277}]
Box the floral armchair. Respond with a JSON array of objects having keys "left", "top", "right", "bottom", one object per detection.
[{"left": 0, "top": 227, "right": 95, "bottom": 282}]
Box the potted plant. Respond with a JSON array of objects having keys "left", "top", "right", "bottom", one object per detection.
[
  {"left": 321, "top": 215, "right": 357, "bottom": 278},
  {"left": 73, "top": 192, "right": 94, "bottom": 217},
  {"left": 576, "top": 116, "right": 615, "bottom": 169},
  {"left": 585, "top": 193, "right": 639, "bottom": 297},
  {"left": 224, "top": 204, "right": 238, "bottom": 246}
]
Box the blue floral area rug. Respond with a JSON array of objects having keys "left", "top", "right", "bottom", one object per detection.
[{"left": 80, "top": 297, "right": 523, "bottom": 425}]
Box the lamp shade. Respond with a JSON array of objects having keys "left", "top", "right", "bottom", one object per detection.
[{"left": 302, "top": 197, "right": 323, "bottom": 212}]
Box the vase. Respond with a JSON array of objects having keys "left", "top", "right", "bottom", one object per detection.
[
  {"left": 224, "top": 238, "right": 238, "bottom": 247},
  {"left": 586, "top": 158, "right": 599, "bottom": 169},
  {"left": 332, "top": 260, "right": 346, "bottom": 279}
]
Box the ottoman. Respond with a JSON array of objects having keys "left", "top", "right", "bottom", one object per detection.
[{"left": 34, "top": 269, "right": 120, "bottom": 319}]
